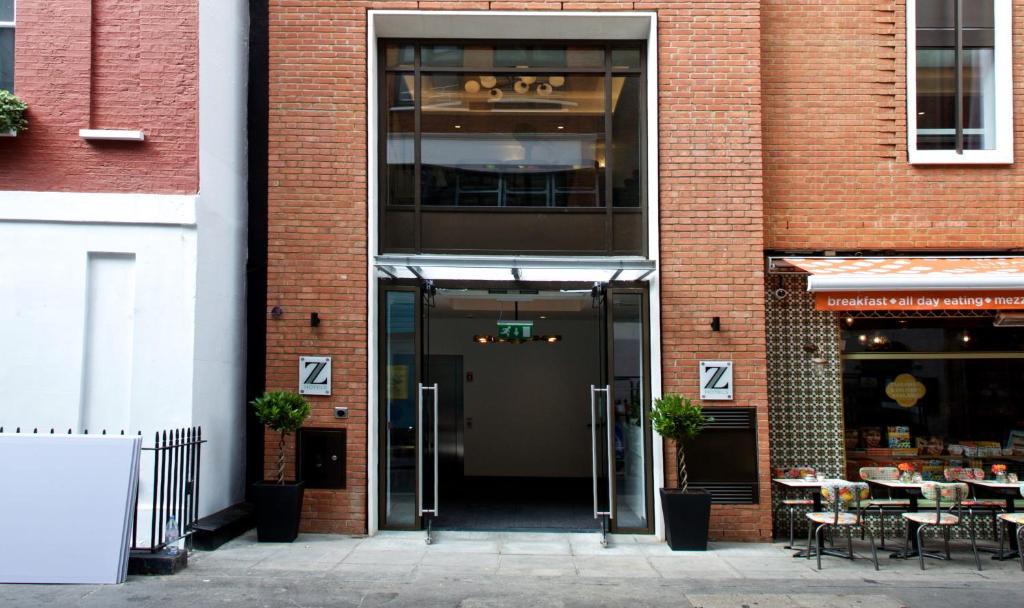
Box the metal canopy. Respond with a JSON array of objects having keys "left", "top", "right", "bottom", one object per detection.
[{"left": 375, "top": 254, "right": 657, "bottom": 283}]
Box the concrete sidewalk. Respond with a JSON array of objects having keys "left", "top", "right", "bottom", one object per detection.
[{"left": 2, "top": 530, "right": 1021, "bottom": 607}]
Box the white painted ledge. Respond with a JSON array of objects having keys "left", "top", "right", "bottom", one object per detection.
[
  {"left": 0, "top": 130, "right": 16, "bottom": 137},
  {"left": 0, "top": 191, "right": 197, "bottom": 226},
  {"left": 79, "top": 129, "right": 145, "bottom": 142}
]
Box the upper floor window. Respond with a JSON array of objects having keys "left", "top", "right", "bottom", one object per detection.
[
  {"left": 379, "top": 42, "right": 646, "bottom": 256},
  {"left": 0, "top": 0, "right": 13, "bottom": 92},
  {"left": 908, "top": 0, "right": 1013, "bottom": 164},
  {"left": 383, "top": 43, "right": 643, "bottom": 209}
]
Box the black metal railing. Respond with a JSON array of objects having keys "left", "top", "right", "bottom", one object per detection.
[
  {"left": 135, "top": 428, "right": 205, "bottom": 552},
  {"left": 0, "top": 425, "right": 205, "bottom": 553}
]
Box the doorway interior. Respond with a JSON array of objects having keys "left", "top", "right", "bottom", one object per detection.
[{"left": 379, "top": 283, "right": 653, "bottom": 536}]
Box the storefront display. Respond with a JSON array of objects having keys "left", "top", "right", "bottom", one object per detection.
[{"left": 841, "top": 318, "right": 1024, "bottom": 481}]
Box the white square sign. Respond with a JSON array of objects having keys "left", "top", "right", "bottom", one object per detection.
[
  {"left": 699, "top": 360, "right": 733, "bottom": 401},
  {"left": 299, "top": 356, "right": 331, "bottom": 396}
]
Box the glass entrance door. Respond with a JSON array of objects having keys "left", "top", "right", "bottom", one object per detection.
[
  {"left": 591, "top": 284, "right": 653, "bottom": 538},
  {"left": 380, "top": 286, "right": 420, "bottom": 529},
  {"left": 606, "top": 287, "right": 652, "bottom": 533}
]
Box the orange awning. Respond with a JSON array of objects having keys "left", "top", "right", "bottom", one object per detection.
[{"left": 782, "top": 257, "right": 1024, "bottom": 311}]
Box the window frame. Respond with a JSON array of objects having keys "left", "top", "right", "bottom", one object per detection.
[
  {"left": 0, "top": 0, "right": 14, "bottom": 93},
  {"left": 907, "top": 0, "right": 1014, "bottom": 164}
]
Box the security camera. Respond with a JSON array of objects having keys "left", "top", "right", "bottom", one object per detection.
[{"left": 774, "top": 287, "right": 788, "bottom": 300}]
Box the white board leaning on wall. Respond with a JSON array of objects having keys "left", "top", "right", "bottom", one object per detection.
[{"left": 0, "top": 433, "right": 142, "bottom": 584}]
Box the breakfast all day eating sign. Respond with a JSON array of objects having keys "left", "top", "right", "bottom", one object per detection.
[{"left": 815, "top": 291, "right": 1024, "bottom": 311}]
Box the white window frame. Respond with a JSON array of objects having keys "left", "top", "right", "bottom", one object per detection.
[
  {"left": 0, "top": 0, "right": 13, "bottom": 92},
  {"left": 907, "top": 0, "right": 1014, "bottom": 164}
]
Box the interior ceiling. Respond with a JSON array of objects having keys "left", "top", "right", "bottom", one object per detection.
[{"left": 432, "top": 289, "right": 595, "bottom": 320}]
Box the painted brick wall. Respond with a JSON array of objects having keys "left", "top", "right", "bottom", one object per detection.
[
  {"left": 265, "top": 2, "right": 773, "bottom": 541},
  {"left": 0, "top": 0, "right": 198, "bottom": 194},
  {"left": 763, "top": 0, "right": 1024, "bottom": 250}
]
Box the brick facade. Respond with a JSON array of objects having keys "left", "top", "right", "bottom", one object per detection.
[
  {"left": 0, "top": 0, "right": 198, "bottom": 194},
  {"left": 265, "top": 1, "right": 1023, "bottom": 540},
  {"left": 763, "top": 0, "right": 1024, "bottom": 250},
  {"left": 265, "top": 2, "right": 772, "bottom": 540}
]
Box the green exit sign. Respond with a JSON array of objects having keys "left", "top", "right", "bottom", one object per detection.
[{"left": 497, "top": 321, "right": 533, "bottom": 340}]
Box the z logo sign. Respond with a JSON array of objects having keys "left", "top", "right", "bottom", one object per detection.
[
  {"left": 299, "top": 356, "right": 331, "bottom": 396},
  {"left": 699, "top": 360, "right": 733, "bottom": 401}
]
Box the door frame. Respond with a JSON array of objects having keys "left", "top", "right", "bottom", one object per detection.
[
  {"left": 366, "top": 10, "right": 663, "bottom": 538},
  {"left": 372, "top": 279, "right": 662, "bottom": 535}
]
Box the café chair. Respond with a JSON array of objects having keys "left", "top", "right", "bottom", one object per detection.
[
  {"left": 944, "top": 467, "right": 1003, "bottom": 540},
  {"left": 858, "top": 466, "right": 909, "bottom": 549},
  {"left": 995, "top": 485, "right": 1024, "bottom": 572},
  {"left": 774, "top": 467, "right": 817, "bottom": 549},
  {"left": 901, "top": 482, "right": 981, "bottom": 571},
  {"left": 805, "top": 481, "right": 879, "bottom": 571}
]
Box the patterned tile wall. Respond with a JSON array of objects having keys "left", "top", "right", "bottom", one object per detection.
[{"left": 766, "top": 275, "right": 844, "bottom": 536}]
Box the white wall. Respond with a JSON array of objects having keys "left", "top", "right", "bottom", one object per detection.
[
  {"left": 0, "top": 200, "right": 198, "bottom": 435},
  {"left": 193, "top": 0, "right": 249, "bottom": 517},
  {"left": 430, "top": 317, "right": 598, "bottom": 478}
]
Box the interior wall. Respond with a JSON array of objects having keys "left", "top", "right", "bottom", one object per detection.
[{"left": 429, "top": 316, "right": 598, "bottom": 478}]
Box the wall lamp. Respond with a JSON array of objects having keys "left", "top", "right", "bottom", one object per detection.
[
  {"left": 710, "top": 317, "right": 721, "bottom": 332},
  {"left": 310, "top": 312, "right": 321, "bottom": 327}
]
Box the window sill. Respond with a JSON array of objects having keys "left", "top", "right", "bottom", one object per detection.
[
  {"left": 79, "top": 129, "right": 145, "bottom": 142},
  {"left": 909, "top": 149, "right": 1013, "bottom": 165},
  {"left": 0, "top": 130, "right": 16, "bottom": 138}
]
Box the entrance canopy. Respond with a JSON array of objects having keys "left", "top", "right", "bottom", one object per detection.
[
  {"left": 375, "top": 254, "right": 656, "bottom": 283},
  {"left": 780, "top": 257, "right": 1024, "bottom": 312}
]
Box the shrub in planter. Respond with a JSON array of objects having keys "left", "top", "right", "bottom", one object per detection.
[
  {"left": 651, "top": 394, "right": 712, "bottom": 550},
  {"left": 0, "top": 90, "right": 28, "bottom": 135},
  {"left": 250, "top": 391, "right": 311, "bottom": 542}
]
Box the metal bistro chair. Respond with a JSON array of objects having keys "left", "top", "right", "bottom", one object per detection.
[
  {"left": 858, "top": 466, "right": 910, "bottom": 549},
  {"left": 775, "top": 467, "right": 818, "bottom": 549},
  {"left": 901, "top": 481, "right": 982, "bottom": 571},
  {"left": 996, "top": 485, "right": 1024, "bottom": 572},
  {"left": 944, "top": 467, "right": 1004, "bottom": 541},
  {"left": 805, "top": 481, "right": 879, "bottom": 571}
]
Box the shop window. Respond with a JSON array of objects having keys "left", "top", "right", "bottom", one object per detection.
[
  {"left": 379, "top": 42, "right": 646, "bottom": 255},
  {"left": 842, "top": 318, "right": 1024, "bottom": 481},
  {"left": 0, "top": 0, "right": 13, "bottom": 93},
  {"left": 908, "top": 0, "right": 1013, "bottom": 164}
]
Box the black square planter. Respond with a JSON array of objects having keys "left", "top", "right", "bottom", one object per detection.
[
  {"left": 253, "top": 481, "right": 305, "bottom": 542},
  {"left": 660, "top": 488, "right": 712, "bottom": 551}
]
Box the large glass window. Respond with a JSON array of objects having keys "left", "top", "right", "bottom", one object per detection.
[
  {"left": 909, "top": 0, "right": 1012, "bottom": 163},
  {"left": 0, "top": 0, "right": 13, "bottom": 93},
  {"left": 841, "top": 318, "right": 1024, "bottom": 480},
  {"left": 382, "top": 43, "right": 643, "bottom": 209}
]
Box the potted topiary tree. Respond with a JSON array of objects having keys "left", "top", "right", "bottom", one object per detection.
[
  {"left": 250, "top": 390, "right": 311, "bottom": 542},
  {"left": 651, "top": 393, "right": 712, "bottom": 550},
  {"left": 0, "top": 90, "right": 28, "bottom": 136}
]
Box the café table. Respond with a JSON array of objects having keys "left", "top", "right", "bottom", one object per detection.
[
  {"left": 865, "top": 479, "right": 928, "bottom": 559},
  {"left": 964, "top": 479, "right": 1023, "bottom": 560},
  {"left": 772, "top": 477, "right": 853, "bottom": 559}
]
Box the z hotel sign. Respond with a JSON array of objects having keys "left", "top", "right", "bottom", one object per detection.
[{"left": 816, "top": 291, "right": 1024, "bottom": 312}]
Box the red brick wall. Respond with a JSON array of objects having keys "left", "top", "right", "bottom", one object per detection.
[
  {"left": 266, "top": 2, "right": 773, "bottom": 541},
  {"left": 0, "top": 0, "right": 198, "bottom": 194},
  {"left": 763, "top": 0, "right": 1024, "bottom": 250}
]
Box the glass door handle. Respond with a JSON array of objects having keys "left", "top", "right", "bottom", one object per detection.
[
  {"left": 590, "top": 384, "right": 612, "bottom": 520},
  {"left": 417, "top": 383, "right": 440, "bottom": 517}
]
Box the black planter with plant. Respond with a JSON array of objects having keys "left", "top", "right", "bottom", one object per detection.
[
  {"left": 651, "top": 394, "right": 712, "bottom": 551},
  {"left": 250, "top": 391, "right": 311, "bottom": 542},
  {"left": 0, "top": 90, "right": 29, "bottom": 135}
]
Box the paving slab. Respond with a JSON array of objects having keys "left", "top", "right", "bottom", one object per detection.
[{"left": 3, "top": 531, "right": 1023, "bottom": 607}]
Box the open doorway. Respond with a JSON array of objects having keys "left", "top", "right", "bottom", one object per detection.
[
  {"left": 378, "top": 282, "right": 653, "bottom": 535},
  {"left": 428, "top": 289, "right": 599, "bottom": 531}
]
